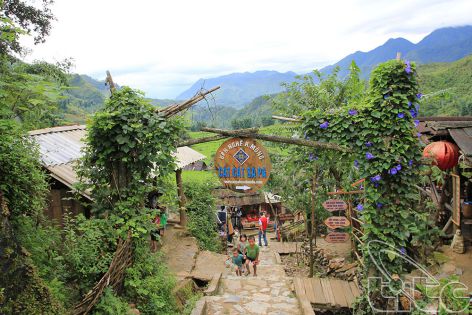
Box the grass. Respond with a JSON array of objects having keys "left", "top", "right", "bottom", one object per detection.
[
  {"left": 187, "top": 124, "right": 294, "bottom": 165},
  {"left": 182, "top": 170, "right": 219, "bottom": 186}
]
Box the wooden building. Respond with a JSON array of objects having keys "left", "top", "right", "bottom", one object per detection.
[
  {"left": 213, "top": 187, "right": 286, "bottom": 228},
  {"left": 29, "top": 125, "right": 206, "bottom": 225}
]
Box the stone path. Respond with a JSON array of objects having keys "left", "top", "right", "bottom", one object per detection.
[{"left": 205, "top": 245, "right": 302, "bottom": 315}]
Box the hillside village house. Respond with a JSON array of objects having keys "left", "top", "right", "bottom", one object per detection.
[{"left": 29, "top": 125, "right": 206, "bottom": 224}]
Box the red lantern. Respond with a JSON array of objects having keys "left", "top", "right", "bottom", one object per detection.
[{"left": 422, "top": 141, "right": 460, "bottom": 170}]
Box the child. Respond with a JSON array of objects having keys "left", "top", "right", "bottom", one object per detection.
[
  {"left": 237, "top": 234, "right": 248, "bottom": 273},
  {"left": 159, "top": 208, "right": 167, "bottom": 236},
  {"left": 229, "top": 248, "right": 244, "bottom": 276},
  {"left": 245, "top": 235, "right": 260, "bottom": 276}
]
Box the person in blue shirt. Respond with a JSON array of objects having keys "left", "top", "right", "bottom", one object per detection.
[{"left": 230, "top": 248, "right": 244, "bottom": 276}]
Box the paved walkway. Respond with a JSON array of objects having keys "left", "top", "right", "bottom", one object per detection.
[{"left": 205, "top": 245, "right": 302, "bottom": 315}]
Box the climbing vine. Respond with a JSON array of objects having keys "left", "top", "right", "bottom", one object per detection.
[
  {"left": 79, "top": 87, "right": 183, "bottom": 238},
  {"left": 280, "top": 60, "right": 440, "bottom": 312}
]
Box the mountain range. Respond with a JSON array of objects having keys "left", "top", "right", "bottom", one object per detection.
[{"left": 176, "top": 25, "right": 472, "bottom": 108}]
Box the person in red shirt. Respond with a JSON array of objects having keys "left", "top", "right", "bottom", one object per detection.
[{"left": 258, "top": 212, "right": 269, "bottom": 246}]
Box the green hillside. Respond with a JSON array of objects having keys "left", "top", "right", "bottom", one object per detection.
[{"left": 418, "top": 54, "right": 472, "bottom": 116}]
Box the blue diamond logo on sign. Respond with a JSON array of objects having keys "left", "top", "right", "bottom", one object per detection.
[{"left": 233, "top": 148, "right": 249, "bottom": 165}]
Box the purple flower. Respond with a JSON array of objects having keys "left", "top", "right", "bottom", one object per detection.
[
  {"left": 397, "top": 112, "right": 405, "bottom": 119},
  {"left": 389, "top": 168, "right": 398, "bottom": 175},
  {"left": 383, "top": 94, "right": 389, "bottom": 100},
  {"left": 370, "top": 174, "right": 381, "bottom": 182},
  {"left": 348, "top": 109, "right": 358, "bottom": 116},
  {"left": 409, "top": 109, "right": 417, "bottom": 118},
  {"left": 408, "top": 101, "right": 412, "bottom": 107},
  {"left": 354, "top": 160, "right": 359, "bottom": 168},
  {"left": 408, "top": 159, "right": 414, "bottom": 167},
  {"left": 416, "top": 93, "right": 422, "bottom": 99},
  {"left": 356, "top": 204, "right": 364, "bottom": 211},
  {"left": 366, "top": 152, "right": 374, "bottom": 160},
  {"left": 365, "top": 141, "right": 373, "bottom": 147},
  {"left": 359, "top": 184, "right": 364, "bottom": 190},
  {"left": 374, "top": 182, "right": 379, "bottom": 188},
  {"left": 415, "top": 104, "right": 420, "bottom": 112},
  {"left": 405, "top": 61, "right": 412, "bottom": 74},
  {"left": 308, "top": 153, "right": 316, "bottom": 161},
  {"left": 414, "top": 120, "right": 420, "bottom": 127},
  {"left": 417, "top": 132, "right": 422, "bottom": 138},
  {"left": 396, "top": 164, "right": 402, "bottom": 171},
  {"left": 376, "top": 202, "right": 383, "bottom": 209},
  {"left": 399, "top": 247, "right": 407, "bottom": 255},
  {"left": 320, "top": 121, "right": 329, "bottom": 129}
]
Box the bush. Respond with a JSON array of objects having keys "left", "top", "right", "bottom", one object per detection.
[
  {"left": 124, "top": 241, "right": 178, "bottom": 315},
  {"left": 185, "top": 182, "right": 221, "bottom": 252},
  {"left": 93, "top": 288, "right": 130, "bottom": 315}
]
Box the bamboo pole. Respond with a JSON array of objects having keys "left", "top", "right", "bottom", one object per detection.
[
  {"left": 178, "top": 135, "right": 227, "bottom": 147},
  {"left": 309, "top": 169, "right": 317, "bottom": 278},
  {"left": 272, "top": 115, "right": 302, "bottom": 122},
  {"left": 201, "top": 127, "right": 351, "bottom": 152},
  {"left": 159, "top": 86, "right": 220, "bottom": 118}
]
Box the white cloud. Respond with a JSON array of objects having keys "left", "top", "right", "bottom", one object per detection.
[{"left": 23, "top": 0, "right": 472, "bottom": 98}]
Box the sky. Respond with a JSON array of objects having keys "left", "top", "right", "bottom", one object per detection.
[{"left": 24, "top": 0, "right": 472, "bottom": 99}]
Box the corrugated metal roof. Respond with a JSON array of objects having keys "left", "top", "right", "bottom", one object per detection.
[
  {"left": 30, "top": 126, "right": 86, "bottom": 166},
  {"left": 449, "top": 128, "right": 472, "bottom": 157},
  {"left": 29, "top": 125, "right": 207, "bottom": 196},
  {"left": 174, "top": 146, "right": 207, "bottom": 169}
]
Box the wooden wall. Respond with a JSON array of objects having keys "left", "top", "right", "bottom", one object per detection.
[{"left": 45, "top": 179, "right": 89, "bottom": 226}]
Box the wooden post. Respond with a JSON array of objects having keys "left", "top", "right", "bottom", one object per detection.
[
  {"left": 309, "top": 169, "right": 317, "bottom": 278},
  {"left": 175, "top": 169, "right": 187, "bottom": 226},
  {"left": 105, "top": 70, "right": 116, "bottom": 94}
]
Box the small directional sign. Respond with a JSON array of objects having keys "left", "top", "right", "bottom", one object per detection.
[
  {"left": 322, "top": 199, "right": 347, "bottom": 212},
  {"left": 325, "top": 232, "right": 350, "bottom": 243},
  {"left": 214, "top": 137, "right": 271, "bottom": 193},
  {"left": 324, "top": 216, "right": 351, "bottom": 230}
]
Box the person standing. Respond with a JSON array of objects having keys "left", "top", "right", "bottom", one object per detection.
[{"left": 258, "top": 212, "right": 268, "bottom": 247}]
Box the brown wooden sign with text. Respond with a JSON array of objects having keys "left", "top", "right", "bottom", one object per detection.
[
  {"left": 214, "top": 138, "right": 271, "bottom": 193},
  {"left": 322, "top": 199, "right": 347, "bottom": 212},
  {"left": 325, "top": 232, "right": 350, "bottom": 243},
  {"left": 324, "top": 216, "right": 351, "bottom": 229}
]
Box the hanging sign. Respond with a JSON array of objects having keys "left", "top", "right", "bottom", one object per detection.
[
  {"left": 214, "top": 137, "right": 271, "bottom": 193},
  {"left": 324, "top": 216, "right": 351, "bottom": 229},
  {"left": 325, "top": 232, "right": 350, "bottom": 243},
  {"left": 322, "top": 199, "right": 347, "bottom": 212}
]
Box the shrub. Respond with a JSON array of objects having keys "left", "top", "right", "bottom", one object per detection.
[
  {"left": 185, "top": 182, "right": 221, "bottom": 252},
  {"left": 93, "top": 288, "right": 130, "bottom": 315},
  {"left": 124, "top": 241, "right": 178, "bottom": 315}
]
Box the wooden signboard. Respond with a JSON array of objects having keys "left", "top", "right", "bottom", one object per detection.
[
  {"left": 322, "top": 199, "right": 347, "bottom": 212},
  {"left": 214, "top": 137, "right": 271, "bottom": 193},
  {"left": 324, "top": 216, "right": 350, "bottom": 229},
  {"left": 325, "top": 232, "right": 350, "bottom": 243}
]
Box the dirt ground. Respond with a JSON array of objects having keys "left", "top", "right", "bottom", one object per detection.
[
  {"left": 436, "top": 245, "right": 472, "bottom": 291},
  {"left": 160, "top": 225, "right": 199, "bottom": 281}
]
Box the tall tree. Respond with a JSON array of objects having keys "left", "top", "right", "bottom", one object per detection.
[{"left": 0, "top": 0, "right": 55, "bottom": 56}]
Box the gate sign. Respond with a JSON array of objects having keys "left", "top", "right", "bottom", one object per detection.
[
  {"left": 324, "top": 216, "right": 350, "bottom": 230},
  {"left": 214, "top": 137, "right": 271, "bottom": 193},
  {"left": 325, "top": 232, "right": 350, "bottom": 243},
  {"left": 322, "top": 199, "right": 347, "bottom": 212}
]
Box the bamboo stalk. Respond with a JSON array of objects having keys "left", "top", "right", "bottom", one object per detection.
[
  {"left": 351, "top": 217, "right": 365, "bottom": 225},
  {"left": 178, "top": 135, "right": 227, "bottom": 147},
  {"left": 159, "top": 86, "right": 220, "bottom": 118},
  {"left": 200, "top": 127, "right": 351, "bottom": 152},
  {"left": 327, "top": 190, "right": 364, "bottom": 196},
  {"left": 272, "top": 115, "right": 302, "bottom": 122}
]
